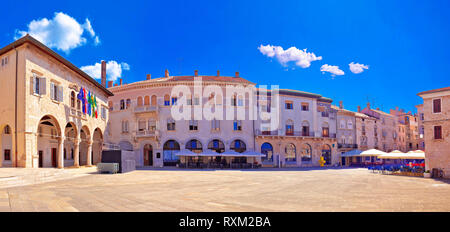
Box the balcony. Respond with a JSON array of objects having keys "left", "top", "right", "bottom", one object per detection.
[
  {"left": 135, "top": 130, "right": 159, "bottom": 138},
  {"left": 134, "top": 105, "right": 158, "bottom": 114}
]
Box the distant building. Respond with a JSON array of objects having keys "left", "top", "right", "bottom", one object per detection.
[{"left": 418, "top": 87, "right": 450, "bottom": 177}]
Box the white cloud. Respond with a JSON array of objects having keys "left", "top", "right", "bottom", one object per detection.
[
  {"left": 349, "top": 62, "right": 369, "bottom": 74},
  {"left": 258, "top": 44, "right": 322, "bottom": 68},
  {"left": 15, "top": 12, "right": 100, "bottom": 53},
  {"left": 81, "top": 61, "right": 130, "bottom": 82},
  {"left": 320, "top": 64, "right": 345, "bottom": 76}
]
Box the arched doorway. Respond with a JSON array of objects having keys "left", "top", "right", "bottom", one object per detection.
[
  {"left": 285, "top": 143, "right": 296, "bottom": 162},
  {"left": 186, "top": 139, "right": 203, "bottom": 153},
  {"left": 163, "top": 140, "right": 180, "bottom": 166},
  {"left": 300, "top": 143, "right": 312, "bottom": 163},
  {"left": 207, "top": 139, "right": 225, "bottom": 153},
  {"left": 79, "top": 126, "right": 91, "bottom": 166},
  {"left": 1, "top": 125, "right": 13, "bottom": 167},
  {"left": 92, "top": 128, "right": 103, "bottom": 165},
  {"left": 261, "top": 142, "right": 273, "bottom": 162},
  {"left": 321, "top": 144, "right": 332, "bottom": 165},
  {"left": 37, "top": 115, "right": 61, "bottom": 168},
  {"left": 143, "top": 144, "right": 153, "bottom": 166},
  {"left": 230, "top": 140, "right": 246, "bottom": 153},
  {"left": 64, "top": 122, "right": 77, "bottom": 167}
]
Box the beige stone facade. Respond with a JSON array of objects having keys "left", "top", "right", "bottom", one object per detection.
[
  {"left": 418, "top": 87, "right": 450, "bottom": 177},
  {"left": 0, "top": 35, "right": 112, "bottom": 168}
]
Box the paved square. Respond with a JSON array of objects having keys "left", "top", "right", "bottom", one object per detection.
[{"left": 0, "top": 168, "right": 449, "bottom": 212}]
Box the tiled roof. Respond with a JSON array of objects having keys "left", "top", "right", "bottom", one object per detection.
[{"left": 417, "top": 87, "right": 450, "bottom": 96}]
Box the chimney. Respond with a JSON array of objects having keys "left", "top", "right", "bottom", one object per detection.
[
  {"left": 339, "top": 101, "right": 343, "bottom": 109},
  {"left": 165, "top": 69, "right": 169, "bottom": 78},
  {"left": 357, "top": 106, "right": 361, "bottom": 112},
  {"left": 194, "top": 70, "right": 198, "bottom": 77},
  {"left": 377, "top": 107, "right": 380, "bottom": 111},
  {"left": 101, "top": 60, "right": 106, "bottom": 87},
  {"left": 119, "top": 78, "right": 123, "bottom": 86},
  {"left": 107, "top": 81, "right": 113, "bottom": 88},
  {"left": 146, "top": 74, "right": 151, "bottom": 80},
  {"left": 235, "top": 71, "right": 239, "bottom": 78},
  {"left": 217, "top": 70, "right": 220, "bottom": 77},
  {"left": 367, "top": 102, "right": 371, "bottom": 109},
  {"left": 114, "top": 83, "right": 118, "bottom": 86}
]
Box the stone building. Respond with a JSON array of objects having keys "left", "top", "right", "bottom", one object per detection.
[
  {"left": 332, "top": 102, "right": 357, "bottom": 155},
  {"left": 418, "top": 87, "right": 450, "bottom": 177},
  {"left": 415, "top": 104, "right": 425, "bottom": 150},
  {"left": 360, "top": 103, "right": 397, "bottom": 152},
  {"left": 0, "top": 35, "right": 112, "bottom": 168},
  {"left": 105, "top": 70, "right": 257, "bottom": 167},
  {"left": 254, "top": 89, "right": 338, "bottom": 167}
]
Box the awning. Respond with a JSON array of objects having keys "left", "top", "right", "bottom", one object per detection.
[
  {"left": 198, "top": 149, "right": 220, "bottom": 156},
  {"left": 175, "top": 149, "right": 198, "bottom": 156},
  {"left": 378, "top": 150, "right": 425, "bottom": 159},
  {"left": 360, "top": 149, "right": 387, "bottom": 157},
  {"left": 340, "top": 149, "right": 363, "bottom": 157},
  {"left": 242, "top": 151, "right": 266, "bottom": 157}
]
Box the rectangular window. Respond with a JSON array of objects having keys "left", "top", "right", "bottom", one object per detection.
[
  {"left": 189, "top": 120, "right": 198, "bottom": 131},
  {"left": 101, "top": 106, "right": 107, "bottom": 119},
  {"left": 211, "top": 120, "right": 220, "bottom": 131},
  {"left": 172, "top": 97, "right": 178, "bottom": 105},
  {"left": 32, "top": 75, "right": 46, "bottom": 95},
  {"left": 322, "top": 127, "right": 329, "bottom": 137},
  {"left": 4, "top": 149, "right": 11, "bottom": 161},
  {"left": 233, "top": 120, "right": 242, "bottom": 131},
  {"left": 301, "top": 103, "right": 309, "bottom": 111},
  {"left": 433, "top": 99, "right": 441, "bottom": 113},
  {"left": 434, "top": 125, "right": 442, "bottom": 139},
  {"left": 120, "top": 100, "right": 125, "bottom": 110},
  {"left": 285, "top": 101, "right": 293, "bottom": 110}
]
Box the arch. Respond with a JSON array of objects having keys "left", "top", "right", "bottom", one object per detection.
[
  {"left": 144, "top": 96, "right": 150, "bottom": 106},
  {"left": 230, "top": 139, "right": 246, "bottom": 153},
  {"left": 37, "top": 115, "right": 62, "bottom": 168},
  {"left": 321, "top": 144, "right": 332, "bottom": 165},
  {"left": 186, "top": 139, "right": 203, "bottom": 153},
  {"left": 79, "top": 125, "right": 92, "bottom": 166},
  {"left": 207, "top": 139, "right": 225, "bottom": 153},
  {"left": 63, "top": 122, "right": 78, "bottom": 167},
  {"left": 151, "top": 95, "right": 157, "bottom": 106},
  {"left": 163, "top": 140, "right": 180, "bottom": 166},
  {"left": 301, "top": 120, "right": 310, "bottom": 136},
  {"left": 261, "top": 142, "right": 273, "bottom": 161},
  {"left": 0, "top": 124, "right": 13, "bottom": 167},
  {"left": 285, "top": 143, "right": 296, "bottom": 162},
  {"left": 137, "top": 96, "right": 143, "bottom": 106},
  {"left": 300, "top": 143, "right": 312, "bottom": 162},
  {"left": 286, "top": 119, "right": 294, "bottom": 135},
  {"left": 92, "top": 128, "right": 103, "bottom": 165},
  {"left": 143, "top": 144, "right": 153, "bottom": 166}
]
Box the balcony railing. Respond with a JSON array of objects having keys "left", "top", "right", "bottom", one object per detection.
[
  {"left": 255, "top": 130, "right": 336, "bottom": 139},
  {"left": 135, "top": 130, "right": 159, "bottom": 138},
  {"left": 134, "top": 105, "right": 158, "bottom": 113}
]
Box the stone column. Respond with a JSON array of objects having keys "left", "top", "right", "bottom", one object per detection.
[
  {"left": 73, "top": 139, "right": 80, "bottom": 167},
  {"left": 86, "top": 140, "right": 92, "bottom": 166},
  {"left": 58, "top": 136, "right": 65, "bottom": 169}
]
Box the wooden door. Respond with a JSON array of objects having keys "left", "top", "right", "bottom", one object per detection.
[
  {"left": 51, "top": 148, "right": 57, "bottom": 167},
  {"left": 39, "top": 151, "right": 43, "bottom": 168}
]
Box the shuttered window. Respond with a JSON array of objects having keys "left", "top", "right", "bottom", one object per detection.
[
  {"left": 434, "top": 125, "right": 442, "bottom": 139},
  {"left": 433, "top": 99, "right": 441, "bottom": 113}
]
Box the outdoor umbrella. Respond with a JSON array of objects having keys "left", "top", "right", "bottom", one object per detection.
[{"left": 360, "top": 149, "right": 387, "bottom": 157}]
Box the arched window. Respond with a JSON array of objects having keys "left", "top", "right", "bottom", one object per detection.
[
  {"left": 3, "top": 125, "right": 11, "bottom": 134},
  {"left": 340, "top": 119, "right": 346, "bottom": 129},
  {"left": 151, "top": 95, "right": 157, "bottom": 106},
  {"left": 286, "top": 119, "right": 294, "bottom": 135},
  {"left": 208, "top": 139, "right": 225, "bottom": 153},
  {"left": 261, "top": 142, "right": 273, "bottom": 161},
  {"left": 144, "top": 96, "right": 150, "bottom": 106},
  {"left": 163, "top": 140, "right": 180, "bottom": 166},
  {"left": 322, "top": 122, "right": 329, "bottom": 138},
  {"left": 70, "top": 91, "right": 75, "bottom": 108},
  {"left": 126, "top": 99, "right": 131, "bottom": 109},
  {"left": 186, "top": 139, "right": 202, "bottom": 153},
  {"left": 300, "top": 143, "right": 312, "bottom": 162},
  {"left": 321, "top": 144, "right": 332, "bottom": 165},
  {"left": 285, "top": 143, "right": 296, "bottom": 162},
  {"left": 230, "top": 140, "right": 246, "bottom": 153},
  {"left": 164, "top": 94, "right": 170, "bottom": 106},
  {"left": 137, "top": 97, "right": 143, "bottom": 106}
]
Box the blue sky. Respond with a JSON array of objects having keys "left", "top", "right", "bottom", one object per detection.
[{"left": 3, "top": 0, "right": 450, "bottom": 113}]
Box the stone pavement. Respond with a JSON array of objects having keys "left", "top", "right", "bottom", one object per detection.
[{"left": 0, "top": 167, "right": 449, "bottom": 212}]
